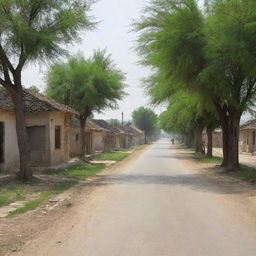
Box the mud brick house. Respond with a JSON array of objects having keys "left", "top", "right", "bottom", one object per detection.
[
  {"left": 91, "top": 120, "right": 122, "bottom": 152},
  {"left": 240, "top": 120, "right": 256, "bottom": 153},
  {"left": 70, "top": 118, "right": 105, "bottom": 156},
  {"left": 0, "top": 89, "right": 78, "bottom": 172},
  {"left": 123, "top": 124, "right": 145, "bottom": 146}
]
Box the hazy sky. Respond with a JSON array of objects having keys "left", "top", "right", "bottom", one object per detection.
[{"left": 22, "top": 0, "right": 156, "bottom": 121}]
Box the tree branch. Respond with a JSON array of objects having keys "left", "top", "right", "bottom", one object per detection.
[{"left": 0, "top": 44, "right": 15, "bottom": 74}]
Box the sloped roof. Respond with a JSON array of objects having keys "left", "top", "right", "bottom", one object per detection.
[
  {"left": 123, "top": 124, "right": 144, "bottom": 136},
  {"left": 92, "top": 119, "right": 121, "bottom": 134},
  {"left": 240, "top": 120, "right": 256, "bottom": 130},
  {"left": 85, "top": 120, "right": 105, "bottom": 132},
  {"left": 0, "top": 89, "right": 78, "bottom": 114}
]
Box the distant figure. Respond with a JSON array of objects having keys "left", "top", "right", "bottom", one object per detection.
[{"left": 171, "top": 138, "right": 175, "bottom": 145}]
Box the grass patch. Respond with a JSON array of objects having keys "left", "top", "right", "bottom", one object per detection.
[
  {"left": 48, "top": 163, "right": 106, "bottom": 179},
  {"left": 229, "top": 165, "right": 256, "bottom": 182},
  {"left": 94, "top": 152, "right": 130, "bottom": 161},
  {"left": 200, "top": 156, "right": 223, "bottom": 164},
  {"left": 9, "top": 180, "right": 77, "bottom": 216}
]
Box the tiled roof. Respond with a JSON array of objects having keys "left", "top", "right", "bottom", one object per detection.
[
  {"left": 123, "top": 124, "right": 144, "bottom": 136},
  {"left": 240, "top": 120, "right": 256, "bottom": 130},
  {"left": 85, "top": 121, "right": 105, "bottom": 132},
  {"left": 0, "top": 89, "right": 78, "bottom": 114},
  {"left": 92, "top": 119, "right": 121, "bottom": 134}
]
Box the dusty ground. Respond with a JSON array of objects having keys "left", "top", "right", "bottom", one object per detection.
[
  {"left": 5, "top": 140, "right": 256, "bottom": 256},
  {"left": 0, "top": 146, "right": 148, "bottom": 256},
  {"left": 6, "top": 141, "right": 256, "bottom": 256}
]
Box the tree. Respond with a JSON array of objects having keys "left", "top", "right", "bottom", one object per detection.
[
  {"left": 46, "top": 50, "right": 126, "bottom": 157},
  {"left": 0, "top": 0, "right": 94, "bottom": 180},
  {"left": 29, "top": 85, "right": 40, "bottom": 93},
  {"left": 132, "top": 107, "right": 158, "bottom": 143},
  {"left": 135, "top": 0, "right": 256, "bottom": 170}
]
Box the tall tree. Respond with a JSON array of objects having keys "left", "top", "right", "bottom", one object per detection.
[
  {"left": 46, "top": 51, "right": 126, "bottom": 157},
  {"left": 132, "top": 107, "right": 158, "bottom": 143},
  {"left": 135, "top": 0, "right": 256, "bottom": 170},
  {"left": 0, "top": 0, "right": 94, "bottom": 180}
]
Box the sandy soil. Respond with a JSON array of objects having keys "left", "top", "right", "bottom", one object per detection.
[
  {"left": 0, "top": 146, "right": 149, "bottom": 256},
  {"left": 2, "top": 141, "right": 256, "bottom": 256}
]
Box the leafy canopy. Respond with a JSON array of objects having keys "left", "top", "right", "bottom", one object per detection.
[
  {"left": 132, "top": 107, "right": 158, "bottom": 137},
  {"left": 46, "top": 50, "right": 126, "bottom": 117}
]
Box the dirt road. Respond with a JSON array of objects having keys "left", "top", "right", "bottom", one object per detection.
[{"left": 12, "top": 140, "right": 256, "bottom": 256}]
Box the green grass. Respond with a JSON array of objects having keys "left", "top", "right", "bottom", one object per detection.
[
  {"left": 228, "top": 165, "right": 256, "bottom": 182},
  {"left": 200, "top": 156, "right": 223, "bottom": 164},
  {"left": 48, "top": 163, "right": 106, "bottom": 179},
  {"left": 94, "top": 152, "right": 130, "bottom": 161},
  {"left": 9, "top": 180, "right": 77, "bottom": 216},
  {"left": 0, "top": 185, "right": 28, "bottom": 207}
]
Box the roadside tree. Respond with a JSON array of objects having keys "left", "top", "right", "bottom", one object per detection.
[
  {"left": 46, "top": 51, "right": 126, "bottom": 157},
  {"left": 0, "top": 0, "right": 94, "bottom": 180},
  {"left": 132, "top": 107, "right": 158, "bottom": 143}
]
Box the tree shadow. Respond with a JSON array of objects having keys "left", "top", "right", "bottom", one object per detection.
[{"left": 84, "top": 172, "right": 254, "bottom": 196}]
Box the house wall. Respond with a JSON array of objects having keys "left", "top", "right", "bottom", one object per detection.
[
  {"left": 202, "top": 131, "right": 223, "bottom": 148},
  {"left": 26, "top": 112, "right": 51, "bottom": 166},
  {"left": 0, "top": 111, "right": 54, "bottom": 172},
  {"left": 48, "top": 112, "right": 71, "bottom": 165},
  {"left": 70, "top": 127, "right": 81, "bottom": 157},
  {"left": 240, "top": 130, "right": 256, "bottom": 153},
  {"left": 0, "top": 110, "right": 19, "bottom": 172},
  {"left": 94, "top": 132, "right": 104, "bottom": 152}
]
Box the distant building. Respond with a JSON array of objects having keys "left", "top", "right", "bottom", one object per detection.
[{"left": 240, "top": 120, "right": 256, "bottom": 153}]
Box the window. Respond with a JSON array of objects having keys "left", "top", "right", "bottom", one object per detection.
[
  {"left": 253, "top": 131, "right": 256, "bottom": 146},
  {"left": 55, "top": 126, "right": 61, "bottom": 149},
  {"left": 76, "top": 134, "right": 79, "bottom": 141}
]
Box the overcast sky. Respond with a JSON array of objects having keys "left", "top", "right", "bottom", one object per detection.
[{"left": 22, "top": 0, "right": 156, "bottom": 121}]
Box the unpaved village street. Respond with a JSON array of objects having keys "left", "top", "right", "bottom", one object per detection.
[{"left": 11, "top": 140, "right": 256, "bottom": 256}]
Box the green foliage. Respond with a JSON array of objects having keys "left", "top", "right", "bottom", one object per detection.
[
  {"left": 0, "top": 0, "right": 95, "bottom": 67},
  {"left": 46, "top": 50, "right": 126, "bottom": 118},
  {"left": 28, "top": 85, "right": 40, "bottom": 93},
  {"left": 0, "top": 185, "right": 28, "bottom": 207},
  {"left": 94, "top": 152, "right": 130, "bottom": 161},
  {"left": 132, "top": 107, "right": 158, "bottom": 138},
  {"left": 9, "top": 180, "right": 77, "bottom": 215},
  {"left": 48, "top": 163, "right": 106, "bottom": 179}
]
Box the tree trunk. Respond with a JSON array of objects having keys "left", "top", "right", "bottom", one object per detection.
[
  {"left": 206, "top": 127, "right": 213, "bottom": 158},
  {"left": 194, "top": 128, "right": 205, "bottom": 154},
  {"left": 80, "top": 118, "right": 86, "bottom": 158},
  {"left": 226, "top": 113, "right": 240, "bottom": 170},
  {"left": 219, "top": 112, "right": 240, "bottom": 170},
  {"left": 144, "top": 133, "right": 147, "bottom": 144},
  {"left": 221, "top": 125, "right": 229, "bottom": 167},
  {"left": 11, "top": 89, "right": 31, "bottom": 180}
]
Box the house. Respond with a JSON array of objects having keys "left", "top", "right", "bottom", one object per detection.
[
  {"left": 0, "top": 89, "right": 78, "bottom": 172},
  {"left": 91, "top": 120, "right": 122, "bottom": 152},
  {"left": 240, "top": 120, "right": 256, "bottom": 153},
  {"left": 70, "top": 118, "right": 105, "bottom": 156},
  {"left": 202, "top": 129, "right": 223, "bottom": 148},
  {"left": 123, "top": 124, "right": 145, "bottom": 145}
]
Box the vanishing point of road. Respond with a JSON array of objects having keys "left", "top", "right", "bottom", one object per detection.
[{"left": 14, "top": 140, "right": 256, "bottom": 256}]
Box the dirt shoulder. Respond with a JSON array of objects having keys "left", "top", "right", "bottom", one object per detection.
[{"left": 0, "top": 145, "right": 150, "bottom": 256}]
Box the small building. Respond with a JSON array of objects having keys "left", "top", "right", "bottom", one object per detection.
[
  {"left": 0, "top": 89, "right": 78, "bottom": 172},
  {"left": 92, "top": 120, "right": 122, "bottom": 152},
  {"left": 202, "top": 129, "right": 223, "bottom": 148},
  {"left": 123, "top": 124, "right": 145, "bottom": 145},
  {"left": 240, "top": 120, "right": 256, "bottom": 153},
  {"left": 70, "top": 118, "right": 105, "bottom": 156}
]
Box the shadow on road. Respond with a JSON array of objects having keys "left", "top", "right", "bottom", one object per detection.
[{"left": 85, "top": 172, "right": 253, "bottom": 196}]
